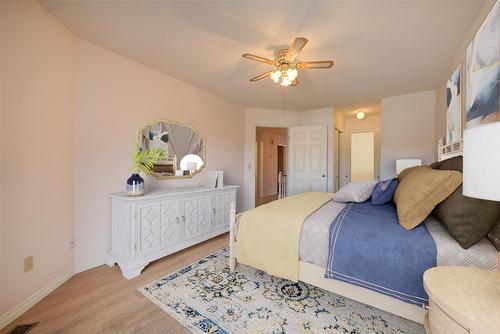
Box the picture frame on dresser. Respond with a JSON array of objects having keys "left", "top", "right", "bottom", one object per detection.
[{"left": 107, "top": 185, "right": 238, "bottom": 279}]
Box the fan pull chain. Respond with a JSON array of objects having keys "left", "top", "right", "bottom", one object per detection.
[{"left": 281, "top": 87, "right": 286, "bottom": 112}]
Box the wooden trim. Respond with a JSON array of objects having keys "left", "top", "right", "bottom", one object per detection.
[{"left": 0, "top": 268, "right": 74, "bottom": 330}]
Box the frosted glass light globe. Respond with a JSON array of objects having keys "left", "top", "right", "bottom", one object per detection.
[
  {"left": 286, "top": 68, "right": 298, "bottom": 81},
  {"left": 280, "top": 77, "right": 292, "bottom": 87},
  {"left": 270, "top": 70, "right": 281, "bottom": 83}
]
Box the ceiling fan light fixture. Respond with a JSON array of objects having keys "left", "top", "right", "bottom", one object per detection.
[
  {"left": 242, "top": 37, "right": 334, "bottom": 87},
  {"left": 280, "top": 76, "right": 292, "bottom": 87},
  {"left": 286, "top": 67, "right": 298, "bottom": 81},
  {"left": 270, "top": 69, "right": 281, "bottom": 83}
]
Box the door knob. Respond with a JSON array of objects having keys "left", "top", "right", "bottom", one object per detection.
[{"left": 322, "top": 175, "right": 326, "bottom": 178}]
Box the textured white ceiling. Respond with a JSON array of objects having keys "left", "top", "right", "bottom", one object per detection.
[{"left": 39, "top": 0, "right": 484, "bottom": 111}]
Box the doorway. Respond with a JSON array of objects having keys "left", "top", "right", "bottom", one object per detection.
[
  {"left": 255, "top": 127, "right": 288, "bottom": 207},
  {"left": 350, "top": 132, "right": 375, "bottom": 181}
]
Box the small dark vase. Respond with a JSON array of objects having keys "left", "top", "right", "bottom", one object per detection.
[{"left": 126, "top": 173, "right": 145, "bottom": 196}]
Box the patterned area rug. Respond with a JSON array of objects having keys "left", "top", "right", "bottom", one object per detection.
[{"left": 139, "top": 248, "right": 424, "bottom": 334}]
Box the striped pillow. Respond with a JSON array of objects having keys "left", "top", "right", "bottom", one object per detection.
[{"left": 371, "top": 178, "right": 399, "bottom": 205}]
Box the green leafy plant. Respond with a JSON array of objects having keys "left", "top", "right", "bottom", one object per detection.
[{"left": 132, "top": 131, "right": 167, "bottom": 175}]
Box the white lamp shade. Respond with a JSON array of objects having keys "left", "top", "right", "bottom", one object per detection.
[
  {"left": 463, "top": 122, "right": 500, "bottom": 201},
  {"left": 180, "top": 154, "right": 204, "bottom": 171},
  {"left": 396, "top": 159, "right": 422, "bottom": 175}
]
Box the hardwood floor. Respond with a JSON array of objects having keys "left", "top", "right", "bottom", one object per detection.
[{"left": 1, "top": 234, "right": 229, "bottom": 334}]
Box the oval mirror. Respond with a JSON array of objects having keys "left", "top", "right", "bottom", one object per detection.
[{"left": 139, "top": 120, "right": 206, "bottom": 179}]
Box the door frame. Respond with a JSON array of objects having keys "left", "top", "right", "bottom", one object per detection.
[{"left": 254, "top": 126, "right": 289, "bottom": 204}]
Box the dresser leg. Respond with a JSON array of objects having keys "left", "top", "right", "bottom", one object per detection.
[
  {"left": 105, "top": 252, "right": 117, "bottom": 267},
  {"left": 120, "top": 263, "right": 147, "bottom": 280}
]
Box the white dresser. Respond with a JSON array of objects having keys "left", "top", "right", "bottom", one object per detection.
[{"left": 107, "top": 185, "right": 238, "bottom": 279}]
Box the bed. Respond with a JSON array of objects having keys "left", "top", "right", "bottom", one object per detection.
[{"left": 227, "top": 141, "right": 500, "bottom": 324}]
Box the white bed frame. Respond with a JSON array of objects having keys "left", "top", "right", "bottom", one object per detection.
[
  {"left": 437, "top": 138, "right": 463, "bottom": 161},
  {"left": 228, "top": 139, "right": 497, "bottom": 325}
]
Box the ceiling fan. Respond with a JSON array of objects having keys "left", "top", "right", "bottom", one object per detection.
[{"left": 242, "top": 37, "right": 334, "bottom": 87}]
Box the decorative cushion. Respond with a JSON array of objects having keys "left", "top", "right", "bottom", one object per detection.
[
  {"left": 433, "top": 185, "right": 500, "bottom": 248},
  {"left": 398, "top": 165, "right": 430, "bottom": 181},
  {"left": 432, "top": 156, "right": 500, "bottom": 249},
  {"left": 430, "top": 155, "right": 463, "bottom": 172},
  {"left": 334, "top": 180, "right": 377, "bottom": 203},
  {"left": 394, "top": 168, "right": 462, "bottom": 230},
  {"left": 371, "top": 178, "right": 399, "bottom": 205}
]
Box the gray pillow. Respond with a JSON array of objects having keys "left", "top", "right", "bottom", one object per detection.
[{"left": 334, "top": 180, "right": 377, "bottom": 203}]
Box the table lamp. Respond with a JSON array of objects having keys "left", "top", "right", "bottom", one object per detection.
[{"left": 463, "top": 122, "right": 500, "bottom": 201}]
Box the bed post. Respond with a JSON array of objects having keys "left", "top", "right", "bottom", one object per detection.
[{"left": 229, "top": 201, "right": 237, "bottom": 272}]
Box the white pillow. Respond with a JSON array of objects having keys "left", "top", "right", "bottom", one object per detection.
[{"left": 334, "top": 180, "right": 377, "bottom": 203}]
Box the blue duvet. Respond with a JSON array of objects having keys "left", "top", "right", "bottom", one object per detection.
[{"left": 325, "top": 201, "right": 436, "bottom": 306}]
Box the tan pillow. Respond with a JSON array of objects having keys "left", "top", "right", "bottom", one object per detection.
[
  {"left": 398, "top": 165, "right": 430, "bottom": 181},
  {"left": 394, "top": 168, "right": 462, "bottom": 230}
]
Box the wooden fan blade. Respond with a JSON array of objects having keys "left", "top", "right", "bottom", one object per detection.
[
  {"left": 242, "top": 53, "right": 274, "bottom": 65},
  {"left": 285, "top": 37, "right": 308, "bottom": 62},
  {"left": 291, "top": 78, "right": 300, "bottom": 86},
  {"left": 249, "top": 70, "right": 273, "bottom": 82},
  {"left": 297, "top": 60, "right": 334, "bottom": 69}
]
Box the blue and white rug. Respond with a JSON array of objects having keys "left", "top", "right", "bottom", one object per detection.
[{"left": 139, "top": 248, "right": 424, "bottom": 334}]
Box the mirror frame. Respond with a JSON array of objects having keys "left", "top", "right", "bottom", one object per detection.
[{"left": 140, "top": 119, "right": 207, "bottom": 180}]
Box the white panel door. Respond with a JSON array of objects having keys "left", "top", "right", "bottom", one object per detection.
[{"left": 288, "top": 125, "right": 327, "bottom": 195}]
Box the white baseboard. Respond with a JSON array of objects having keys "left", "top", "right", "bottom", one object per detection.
[
  {"left": 0, "top": 268, "right": 74, "bottom": 330},
  {"left": 75, "top": 259, "right": 105, "bottom": 274}
]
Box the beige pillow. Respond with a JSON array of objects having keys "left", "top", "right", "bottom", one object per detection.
[
  {"left": 394, "top": 168, "right": 462, "bottom": 230},
  {"left": 398, "top": 165, "right": 429, "bottom": 181}
]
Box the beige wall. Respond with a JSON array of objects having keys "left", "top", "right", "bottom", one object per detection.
[
  {"left": 343, "top": 115, "right": 381, "bottom": 134},
  {"left": 74, "top": 39, "right": 245, "bottom": 271},
  {"left": 435, "top": 0, "right": 497, "bottom": 144},
  {"left": 381, "top": 90, "right": 436, "bottom": 179},
  {"left": 1, "top": 0, "right": 75, "bottom": 316},
  {"left": 0, "top": 1, "right": 245, "bottom": 322}
]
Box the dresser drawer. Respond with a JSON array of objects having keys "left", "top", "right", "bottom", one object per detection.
[{"left": 426, "top": 300, "right": 468, "bottom": 334}]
